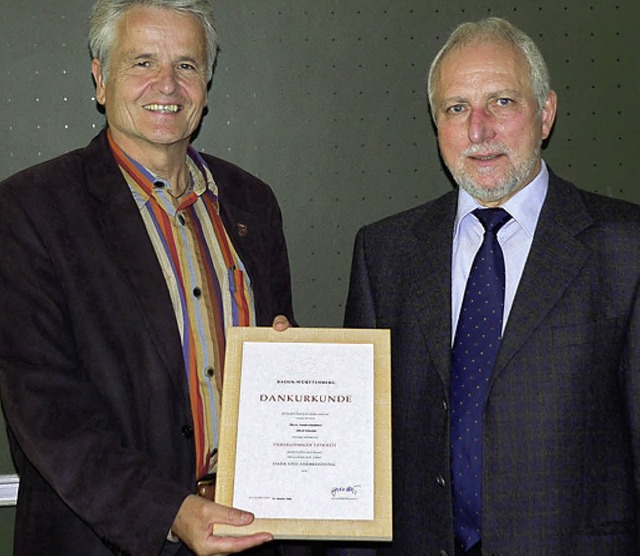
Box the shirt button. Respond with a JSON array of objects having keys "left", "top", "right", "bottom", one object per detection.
[
  {"left": 193, "top": 287, "right": 202, "bottom": 298},
  {"left": 205, "top": 367, "right": 215, "bottom": 378},
  {"left": 181, "top": 425, "right": 194, "bottom": 439},
  {"left": 436, "top": 474, "right": 446, "bottom": 487},
  {"left": 177, "top": 213, "right": 186, "bottom": 225}
]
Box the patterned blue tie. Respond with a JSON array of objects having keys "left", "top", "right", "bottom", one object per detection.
[{"left": 451, "top": 207, "right": 511, "bottom": 552}]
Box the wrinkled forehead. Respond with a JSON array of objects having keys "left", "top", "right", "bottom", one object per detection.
[
  {"left": 434, "top": 39, "right": 532, "bottom": 98},
  {"left": 115, "top": 6, "right": 204, "bottom": 43}
]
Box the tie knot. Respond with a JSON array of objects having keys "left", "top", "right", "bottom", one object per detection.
[{"left": 472, "top": 208, "right": 511, "bottom": 234}]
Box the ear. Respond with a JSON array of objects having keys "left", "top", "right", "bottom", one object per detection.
[
  {"left": 91, "top": 59, "right": 106, "bottom": 106},
  {"left": 540, "top": 90, "right": 557, "bottom": 140}
]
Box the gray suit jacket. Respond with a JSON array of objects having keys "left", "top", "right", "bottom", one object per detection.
[{"left": 338, "top": 171, "right": 640, "bottom": 555}]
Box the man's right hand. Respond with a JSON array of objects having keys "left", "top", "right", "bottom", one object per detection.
[{"left": 171, "top": 494, "right": 273, "bottom": 555}]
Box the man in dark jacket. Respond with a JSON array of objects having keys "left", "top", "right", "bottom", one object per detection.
[{"left": 0, "top": 1, "right": 299, "bottom": 555}]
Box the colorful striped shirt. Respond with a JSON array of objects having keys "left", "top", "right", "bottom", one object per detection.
[{"left": 108, "top": 131, "right": 256, "bottom": 479}]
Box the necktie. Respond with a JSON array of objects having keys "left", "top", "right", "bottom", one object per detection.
[{"left": 451, "top": 207, "right": 511, "bottom": 552}]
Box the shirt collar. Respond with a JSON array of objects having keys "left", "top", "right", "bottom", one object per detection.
[
  {"left": 453, "top": 160, "right": 549, "bottom": 239},
  {"left": 137, "top": 148, "right": 214, "bottom": 199},
  {"left": 186, "top": 146, "right": 218, "bottom": 198},
  {"left": 110, "top": 137, "right": 219, "bottom": 210}
]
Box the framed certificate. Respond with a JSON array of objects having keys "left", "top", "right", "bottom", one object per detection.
[{"left": 213, "top": 327, "right": 392, "bottom": 541}]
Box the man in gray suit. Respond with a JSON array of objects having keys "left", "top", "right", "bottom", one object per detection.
[{"left": 339, "top": 17, "right": 640, "bottom": 556}]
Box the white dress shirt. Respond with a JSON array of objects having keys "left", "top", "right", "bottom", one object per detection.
[{"left": 451, "top": 161, "right": 549, "bottom": 343}]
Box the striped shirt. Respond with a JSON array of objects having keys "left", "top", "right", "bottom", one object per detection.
[{"left": 108, "top": 130, "right": 255, "bottom": 479}]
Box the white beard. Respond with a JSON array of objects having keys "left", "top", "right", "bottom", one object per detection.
[{"left": 449, "top": 142, "right": 541, "bottom": 204}]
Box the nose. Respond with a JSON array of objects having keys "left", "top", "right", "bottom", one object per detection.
[
  {"left": 467, "top": 107, "right": 495, "bottom": 144},
  {"left": 156, "top": 66, "right": 179, "bottom": 95}
]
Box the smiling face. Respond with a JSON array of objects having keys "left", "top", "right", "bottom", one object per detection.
[
  {"left": 432, "top": 40, "right": 556, "bottom": 206},
  {"left": 92, "top": 6, "right": 209, "bottom": 162}
]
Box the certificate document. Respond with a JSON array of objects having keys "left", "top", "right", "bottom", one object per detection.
[
  {"left": 214, "top": 327, "right": 392, "bottom": 541},
  {"left": 236, "top": 340, "right": 373, "bottom": 519}
]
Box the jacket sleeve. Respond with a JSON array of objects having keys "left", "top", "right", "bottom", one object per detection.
[
  {"left": 621, "top": 279, "right": 640, "bottom": 545},
  {"left": 263, "top": 183, "right": 297, "bottom": 326},
  {"left": 344, "top": 228, "right": 377, "bottom": 329},
  {"left": 0, "top": 186, "right": 189, "bottom": 556}
]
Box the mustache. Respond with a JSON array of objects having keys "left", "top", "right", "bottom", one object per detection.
[{"left": 463, "top": 143, "right": 512, "bottom": 157}]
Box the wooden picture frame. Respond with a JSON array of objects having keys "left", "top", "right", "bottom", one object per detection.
[{"left": 213, "top": 327, "right": 392, "bottom": 541}]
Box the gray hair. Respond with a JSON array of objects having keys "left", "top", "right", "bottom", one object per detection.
[
  {"left": 89, "top": 0, "right": 218, "bottom": 83},
  {"left": 427, "top": 17, "right": 550, "bottom": 119}
]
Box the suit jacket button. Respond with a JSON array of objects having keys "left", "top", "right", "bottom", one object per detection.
[
  {"left": 181, "top": 425, "right": 194, "bottom": 439},
  {"left": 439, "top": 551, "right": 449, "bottom": 556},
  {"left": 436, "top": 473, "right": 446, "bottom": 487}
]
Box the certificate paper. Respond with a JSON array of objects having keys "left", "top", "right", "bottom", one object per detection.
[
  {"left": 214, "top": 327, "right": 391, "bottom": 541},
  {"left": 236, "top": 341, "right": 373, "bottom": 519}
]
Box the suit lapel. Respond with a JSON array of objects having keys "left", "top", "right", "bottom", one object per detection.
[
  {"left": 406, "top": 192, "right": 457, "bottom": 389},
  {"left": 83, "top": 131, "right": 188, "bottom": 401},
  {"left": 492, "top": 172, "right": 593, "bottom": 380}
]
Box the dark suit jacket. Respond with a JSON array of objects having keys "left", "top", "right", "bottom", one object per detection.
[
  {"left": 340, "top": 171, "right": 640, "bottom": 555},
  {"left": 0, "top": 130, "right": 296, "bottom": 556}
]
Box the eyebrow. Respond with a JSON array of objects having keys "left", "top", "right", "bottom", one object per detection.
[
  {"left": 486, "top": 89, "right": 523, "bottom": 99},
  {"left": 126, "top": 52, "right": 203, "bottom": 66},
  {"left": 175, "top": 56, "right": 202, "bottom": 66},
  {"left": 440, "top": 88, "right": 524, "bottom": 105}
]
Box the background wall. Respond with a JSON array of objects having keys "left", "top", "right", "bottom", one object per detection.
[{"left": 0, "top": 0, "right": 637, "bottom": 552}]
